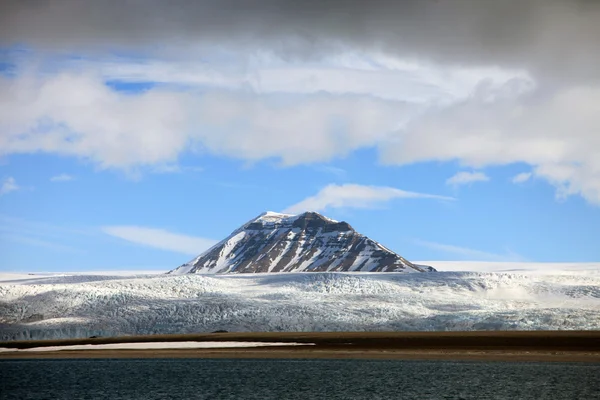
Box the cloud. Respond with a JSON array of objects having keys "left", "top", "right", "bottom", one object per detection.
[
  {"left": 194, "top": 91, "right": 408, "bottom": 166},
  {"left": 315, "top": 166, "right": 347, "bottom": 177},
  {"left": 1, "top": 1, "right": 600, "bottom": 207},
  {"left": 0, "top": 72, "right": 191, "bottom": 170},
  {"left": 283, "top": 183, "right": 453, "bottom": 214},
  {"left": 2, "top": 1, "right": 599, "bottom": 84},
  {"left": 414, "top": 239, "right": 525, "bottom": 262},
  {"left": 0, "top": 214, "right": 93, "bottom": 253},
  {"left": 151, "top": 164, "right": 203, "bottom": 174},
  {"left": 50, "top": 173, "right": 74, "bottom": 182},
  {"left": 50, "top": 54, "right": 522, "bottom": 104},
  {"left": 0, "top": 214, "right": 93, "bottom": 238},
  {"left": 101, "top": 226, "right": 218, "bottom": 255},
  {"left": 512, "top": 172, "right": 532, "bottom": 184},
  {"left": 0, "top": 72, "right": 408, "bottom": 169},
  {"left": 0, "top": 233, "right": 80, "bottom": 253},
  {"left": 446, "top": 171, "right": 490, "bottom": 187},
  {"left": 0, "top": 177, "right": 19, "bottom": 195},
  {"left": 381, "top": 83, "right": 600, "bottom": 205}
]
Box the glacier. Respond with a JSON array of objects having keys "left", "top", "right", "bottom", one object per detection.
[{"left": 1, "top": 269, "right": 599, "bottom": 341}]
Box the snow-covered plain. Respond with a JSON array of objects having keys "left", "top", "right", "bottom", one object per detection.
[
  {"left": 418, "top": 262, "right": 600, "bottom": 276},
  {"left": 1, "top": 264, "right": 599, "bottom": 341}
]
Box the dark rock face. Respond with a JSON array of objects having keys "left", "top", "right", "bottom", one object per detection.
[{"left": 169, "top": 211, "right": 435, "bottom": 274}]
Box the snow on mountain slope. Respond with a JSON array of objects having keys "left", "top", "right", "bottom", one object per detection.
[
  {"left": 1, "top": 270, "right": 599, "bottom": 340},
  {"left": 170, "top": 211, "right": 433, "bottom": 274}
]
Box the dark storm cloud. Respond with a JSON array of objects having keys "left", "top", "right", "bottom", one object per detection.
[{"left": 1, "top": 0, "right": 600, "bottom": 81}]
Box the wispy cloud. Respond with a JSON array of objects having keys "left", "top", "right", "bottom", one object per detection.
[
  {"left": 283, "top": 183, "right": 454, "bottom": 214},
  {"left": 0, "top": 215, "right": 92, "bottom": 253},
  {"left": 101, "top": 226, "right": 218, "bottom": 255},
  {"left": 0, "top": 233, "right": 81, "bottom": 253},
  {"left": 152, "top": 164, "right": 203, "bottom": 174},
  {"left": 0, "top": 177, "right": 19, "bottom": 195},
  {"left": 512, "top": 172, "right": 532, "bottom": 184},
  {"left": 0, "top": 214, "right": 93, "bottom": 238},
  {"left": 314, "top": 166, "right": 347, "bottom": 177},
  {"left": 216, "top": 181, "right": 261, "bottom": 190},
  {"left": 414, "top": 239, "right": 525, "bottom": 262},
  {"left": 446, "top": 171, "right": 490, "bottom": 187},
  {"left": 50, "top": 173, "right": 74, "bottom": 182}
]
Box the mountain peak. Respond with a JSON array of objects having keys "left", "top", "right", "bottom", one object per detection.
[
  {"left": 257, "top": 211, "right": 295, "bottom": 220},
  {"left": 243, "top": 211, "right": 353, "bottom": 233},
  {"left": 292, "top": 211, "right": 353, "bottom": 232},
  {"left": 253, "top": 210, "right": 338, "bottom": 223},
  {"left": 169, "top": 211, "right": 434, "bottom": 274}
]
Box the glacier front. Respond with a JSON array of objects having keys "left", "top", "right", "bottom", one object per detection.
[{"left": 1, "top": 269, "right": 599, "bottom": 340}]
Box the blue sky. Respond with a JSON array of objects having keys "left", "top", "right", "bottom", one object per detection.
[{"left": 1, "top": 1, "right": 600, "bottom": 271}]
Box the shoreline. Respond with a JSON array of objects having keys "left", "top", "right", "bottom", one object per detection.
[
  {"left": 2, "top": 348, "right": 600, "bottom": 362},
  {"left": 2, "top": 331, "right": 600, "bottom": 362}
]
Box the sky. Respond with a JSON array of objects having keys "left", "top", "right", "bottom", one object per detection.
[{"left": 1, "top": 0, "right": 599, "bottom": 272}]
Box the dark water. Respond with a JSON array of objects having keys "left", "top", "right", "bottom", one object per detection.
[{"left": 1, "top": 358, "right": 599, "bottom": 399}]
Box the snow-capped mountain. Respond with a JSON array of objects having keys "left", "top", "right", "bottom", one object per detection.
[{"left": 169, "top": 211, "right": 434, "bottom": 274}]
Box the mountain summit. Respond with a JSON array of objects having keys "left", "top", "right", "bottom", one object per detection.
[{"left": 169, "top": 211, "right": 435, "bottom": 274}]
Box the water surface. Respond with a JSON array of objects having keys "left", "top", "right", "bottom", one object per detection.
[{"left": 1, "top": 358, "right": 599, "bottom": 399}]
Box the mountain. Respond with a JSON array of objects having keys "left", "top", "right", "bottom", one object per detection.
[{"left": 169, "top": 211, "right": 435, "bottom": 274}]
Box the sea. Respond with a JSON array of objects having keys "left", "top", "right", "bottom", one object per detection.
[{"left": 1, "top": 358, "right": 599, "bottom": 399}]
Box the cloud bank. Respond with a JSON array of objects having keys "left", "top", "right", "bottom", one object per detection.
[
  {"left": 2, "top": 0, "right": 599, "bottom": 83},
  {"left": 2, "top": 0, "right": 600, "bottom": 204}
]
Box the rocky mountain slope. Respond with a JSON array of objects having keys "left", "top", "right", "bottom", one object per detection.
[{"left": 169, "top": 211, "right": 435, "bottom": 274}]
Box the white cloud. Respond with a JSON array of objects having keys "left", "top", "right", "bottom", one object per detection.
[
  {"left": 68, "top": 54, "right": 523, "bottom": 104},
  {"left": 414, "top": 239, "right": 525, "bottom": 262},
  {"left": 2, "top": 2, "right": 600, "bottom": 208},
  {"left": 446, "top": 171, "right": 490, "bottom": 187},
  {"left": 0, "top": 50, "right": 527, "bottom": 173},
  {"left": 2, "top": 56, "right": 599, "bottom": 207},
  {"left": 283, "top": 183, "right": 453, "bottom": 214},
  {"left": 0, "top": 72, "right": 409, "bottom": 169},
  {"left": 101, "top": 226, "right": 218, "bottom": 255},
  {"left": 512, "top": 172, "right": 532, "bottom": 184},
  {"left": 0, "top": 177, "right": 19, "bottom": 195},
  {"left": 193, "top": 91, "right": 407, "bottom": 166},
  {"left": 151, "top": 164, "right": 203, "bottom": 174},
  {"left": 315, "top": 165, "right": 347, "bottom": 177},
  {"left": 50, "top": 174, "right": 74, "bottom": 182},
  {"left": 0, "top": 73, "right": 191, "bottom": 170},
  {"left": 381, "top": 83, "right": 600, "bottom": 205}
]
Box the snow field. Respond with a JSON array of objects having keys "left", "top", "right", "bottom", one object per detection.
[{"left": 1, "top": 271, "right": 599, "bottom": 340}]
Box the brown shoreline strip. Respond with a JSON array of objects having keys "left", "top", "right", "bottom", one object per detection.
[
  {"left": 2, "top": 331, "right": 600, "bottom": 351},
  {"left": 2, "top": 331, "right": 600, "bottom": 362},
  {"left": 2, "top": 347, "right": 600, "bottom": 363}
]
